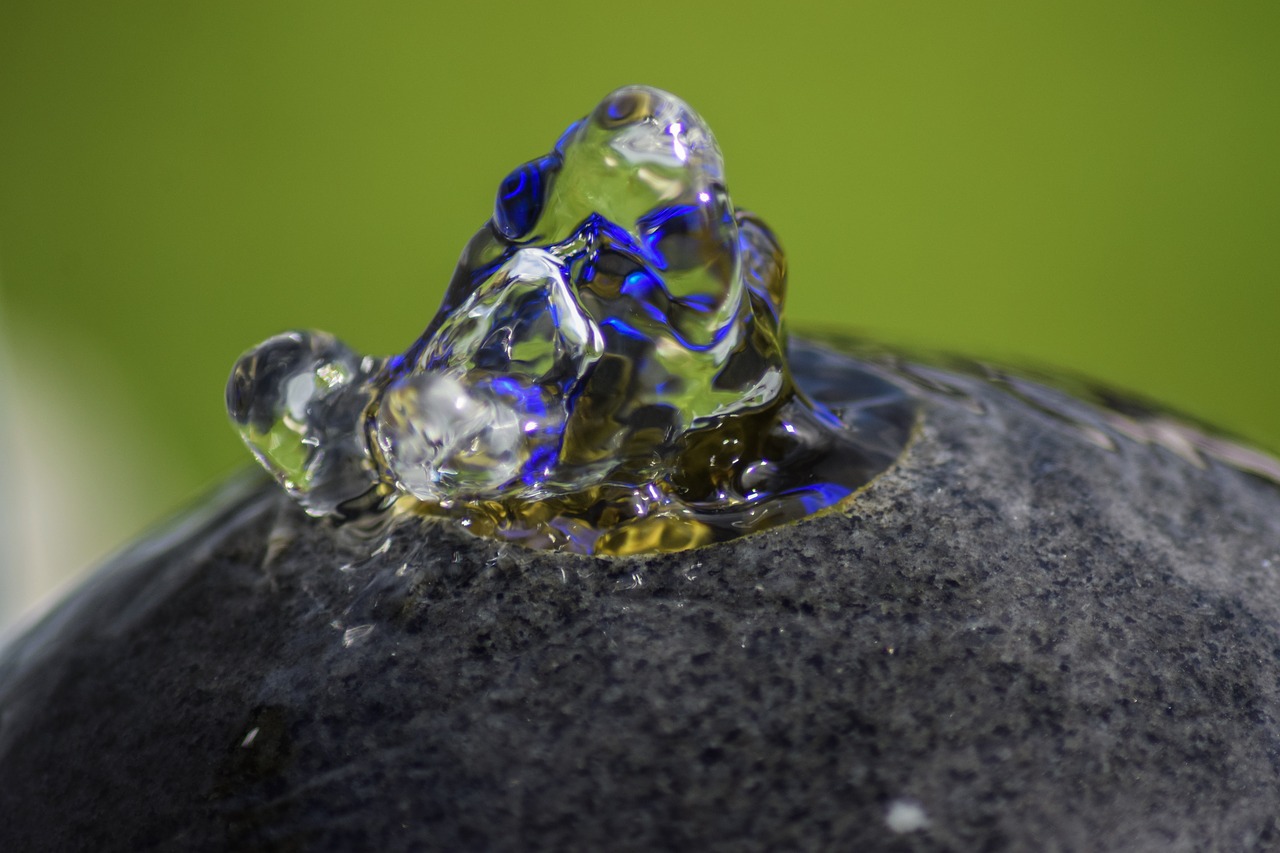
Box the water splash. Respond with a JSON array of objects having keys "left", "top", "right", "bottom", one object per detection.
[
  {"left": 226, "top": 330, "right": 382, "bottom": 517},
  {"left": 228, "top": 86, "right": 917, "bottom": 555}
]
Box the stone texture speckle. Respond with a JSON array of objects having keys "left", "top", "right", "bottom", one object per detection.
[{"left": 2, "top": 342, "right": 1280, "bottom": 851}]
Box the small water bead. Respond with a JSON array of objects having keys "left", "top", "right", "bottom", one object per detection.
[
  {"left": 227, "top": 330, "right": 381, "bottom": 517},
  {"left": 227, "top": 86, "right": 917, "bottom": 555}
]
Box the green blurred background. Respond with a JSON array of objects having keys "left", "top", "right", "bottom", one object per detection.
[{"left": 1, "top": 1, "right": 1278, "bottom": 616}]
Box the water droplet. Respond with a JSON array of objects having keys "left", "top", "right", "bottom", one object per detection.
[
  {"left": 885, "top": 798, "right": 931, "bottom": 834},
  {"left": 227, "top": 330, "right": 380, "bottom": 517},
  {"left": 342, "top": 624, "right": 375, "bottom": 648}
]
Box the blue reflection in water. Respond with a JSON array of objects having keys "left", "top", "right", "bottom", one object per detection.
[{"left": 226, "top": 86, "right": 916, "bottom": 554}]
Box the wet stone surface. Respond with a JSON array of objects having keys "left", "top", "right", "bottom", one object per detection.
[{"left": 3, "top": 340, "right": 1280, "bottom": 851}]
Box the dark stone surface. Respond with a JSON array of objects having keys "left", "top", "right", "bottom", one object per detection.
[{"left": 3, "top": 342, "right": 1280, "bottom": 851}]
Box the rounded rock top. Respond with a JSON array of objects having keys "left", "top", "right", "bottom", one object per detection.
[{"left": 6, "top": 336, "right": 1280, "bottom": 850}]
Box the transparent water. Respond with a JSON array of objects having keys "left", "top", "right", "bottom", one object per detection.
[{"left": 226, "top": 86, "right": 918, "bottom": 555}]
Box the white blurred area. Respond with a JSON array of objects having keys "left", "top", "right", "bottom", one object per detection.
[{"left": 0, "top": 308, "right": 178, "bottom": 633}]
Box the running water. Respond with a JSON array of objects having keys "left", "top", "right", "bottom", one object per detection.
[{"left": 227, "top": 86, "right": 917, "bottom": 555}]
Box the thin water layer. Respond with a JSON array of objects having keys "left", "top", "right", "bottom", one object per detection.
[
  {"left": 227, "top": 86, "right": 917, "bottom": 555},
  {"left": 810, "top": 332, "right": 1280, "bottom": 487}
]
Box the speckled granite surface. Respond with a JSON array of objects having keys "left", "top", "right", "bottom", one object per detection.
[{"left": 2, "top": 342, "right": 1280, "bottom": 852}]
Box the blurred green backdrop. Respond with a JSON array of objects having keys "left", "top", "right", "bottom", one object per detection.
[{"left": 2, "top": 1, "right": 1278, "bottom": 609}]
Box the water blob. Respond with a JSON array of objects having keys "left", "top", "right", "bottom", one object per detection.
[{"left": 228, "top": 86, "right": 917, "bottom": 555}]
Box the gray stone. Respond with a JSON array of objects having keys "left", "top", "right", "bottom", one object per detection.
[{"left": 2, "top": 340, "right": 1280, "bottom": 852}]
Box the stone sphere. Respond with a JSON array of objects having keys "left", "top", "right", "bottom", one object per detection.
[{"left": 2, "top": 340, "right": 1279, "bottom": 851}]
